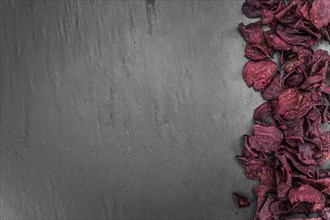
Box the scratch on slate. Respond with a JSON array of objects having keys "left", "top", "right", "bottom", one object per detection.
[
  {"left": 23, "top": 100, "right": 31, "bottom": 150},
  {"left": 145, "top": 0, "right": 156, "bottom": 35},
  {"left": 106, "top": 86, "right": 114, "bottom": 127},
  {"left": 102, "top": 194, "right": 110, "bottom": 220},
  {"left": 126, "top": 0, "right": 135, "bottom": 34}
]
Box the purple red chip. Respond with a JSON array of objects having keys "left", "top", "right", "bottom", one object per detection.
[{"left": 234, "top": 0, "right": 330, "bottom": 219}]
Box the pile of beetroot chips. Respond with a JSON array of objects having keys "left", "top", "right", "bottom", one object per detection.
[{"left": 234, "top": 0, "right": 330, "bottom": 219}]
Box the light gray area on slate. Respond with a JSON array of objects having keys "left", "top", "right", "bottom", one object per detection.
[{"left": 4, "top": 1, "right": 328, "bottom": 220}]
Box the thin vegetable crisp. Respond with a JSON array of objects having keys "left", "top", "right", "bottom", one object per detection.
[{"left": 234, "top": 0, "right": 330, "bottom": 219}]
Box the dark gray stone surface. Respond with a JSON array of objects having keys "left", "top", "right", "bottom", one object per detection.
[{"left": 2, "top": 0, "right": 320, "bottom": 219}]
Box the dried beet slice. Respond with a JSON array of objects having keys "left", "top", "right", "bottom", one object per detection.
[
  {"left": 245, "top": 42, "right": 269, "bottom": 61},
  {"left": 254, "top": 102, "right": 276, "bottom": 126},
  {"left": 240, "top": 158, "right": 266, "bottom": 180},
  {"left": 300, "top": 75, "right": 325, "bottom": 91},
  {"left": 318, "top": 168, "right": 330, "bottom": 179},
  {"left": 276, "top": 27, "right": 318, "bottom": 48},
  {"left": 239, "top": 21, "right": 265, "bottom": 44},
  {"left": 297, "top": 142, "right": 317, "bottom": 165},
  {"left": 246, "top": 124, "right": 283, "bottom": 154},
  {"left": 242, "top": 0, "right": 263, "bottom": 18},
  {"left": 299, "top": 0, "right": 311, "bottom": 21},
  {"left": 232, "top": 192, "right": 251, "bottom": 208},
  {"left": 239, "top": 135, "right": 260, "bottom": 159},
  {"left": 275, "top": 0, "right": 302, "bottom": 28},
  {"left": 294, "top": 20, "right": 321, "bottom": 39},
  {"left": 284, "top": 201, "right": 312, "bottom": 217},
  {"left": 309, "top": 0, "right": 330, "bottom": 29},
  {"left": 285, "top": 152, "right": 316, "bottom": 178},
  {"left": 254, "top": 184, "right": 270, "bottom": 215},
  {"left": 257, "top": 196, "right": 278, "bottom": 220},
  {"left": 243, "top": 60, "right": 277, "bottom": 91},
  {"left": 239, "top": 22, "right": 270, "bottom": 61},
  {"left": 288, "top": 184, "right": 326, "bottom": 212},
  {"left": 262, "top": 76, "right": 285, "bottom": 100},
  {"left": 265, "top": 30, "right": 293, "bottom": 51},
  {"left": 261, "top": 0, "right": 286, "bottom": 25},
  {"left": 269, "top": 199, "right": 287, "bottom": 216},
  {"left": 274, "top": 89, "right": 322, "bottom": 120},
  {"left": 320, "top": 24, "right": 330, "bottom": 42},
  {"left": 296, "top": 175, "right": 330, "bottom": 196},
  {"left": 281, "top": 119, "right": 304, "bottom": 147},
  {"left": 284, "top": 218, "right": 323, "bottom": 220},
  {"left": 277, "top": 154, "right": 293, "bottom": 186},
  {"left": 321, "top": 207, "right": 330, "bottom": 219},
  {"left": 236, "top": 0, "right": 330, "bottom": 218},
  {"left": 276, "top": 181, "right": 291, "bottom": 199}
]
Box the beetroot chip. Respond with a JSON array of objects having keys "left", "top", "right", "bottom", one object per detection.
[
  {"left": 321, "top": 24, "right": 330, "bottom": 42},
  {"left": 265, "top": 30, "right": 293, "bottom": 51},
  {"left": 261, "top": 0, "right": 286, "bottom": 25},
  {"left": 275, "top": 0, "right": 302, "bottom": 28},
  {"left": 253, "top": 102, "right": 276, "bottom": 126},
  {"left": 240, "top": 158, "right": 266, "bottom": 180},
  {"left": 257, "top": 196, "right": 277, "bottom": 220},
  {"left": 232, "top": 192, "right": 251, "bottom": 208},
  {"left": 321, "top": 207, "right": 330, "bottom": 219},
  {"left": 243, "top": 60, "right": 277, "bottom": 91},
  {"left": 235, "top": 0, "right": 330, "bottom": 218},
  {"left": 274, "top": 89, "right": 322, "bottom": 120},
  {"left": 239, "top": 21, "right": 265, "bottom": 44},
  {"left": 245, "top": 42, "right": 269, "bottom": 61},
  {"left": 284, "top": 218, "right": 322, "bottom": 220},
  {"left": 242, "top": 0, "right": 262, "bottom": 18},
  {"left": 254, "top": 184, "right": 270, "bottom": 215},
  {"left": 309, "top": 0, "right": 330, "bottom": 29},
  {"left": 288, "top": 185, "right": 326, "bottom": 212},
  {"left": 281, "top": 119, "right": 304, "bottom": 147},
  {"left": 276, "top": 27, "right": 317, "bottom": 48},
  {"left": 297, "top": 142, "right": 317, "bottom": 165},
  {"left": 276, "top": 182, "right": 291, "bottom": 199},
  {"left": 262, "top": 76, "right": 284, "bottom": 100},
  {"left": 246, "top": 124, "right": 283, "bottom": 154}
]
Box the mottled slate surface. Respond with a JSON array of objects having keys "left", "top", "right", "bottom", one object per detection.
[{"left": 0, "top": 0, "right": 290, "bottom": 219}]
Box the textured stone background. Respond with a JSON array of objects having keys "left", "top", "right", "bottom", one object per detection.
[{"left": 0, "top": 0, "right": 286, "bottom": 219}]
